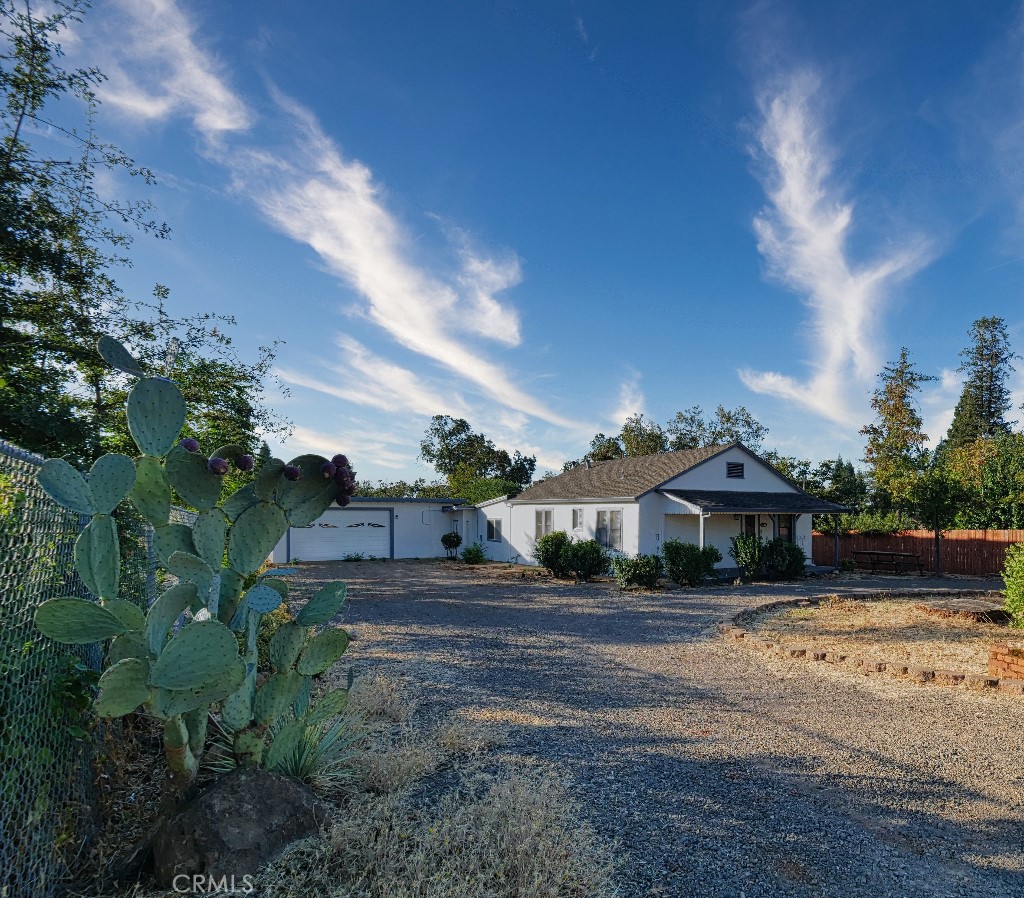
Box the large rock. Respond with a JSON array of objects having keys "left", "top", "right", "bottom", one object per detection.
[{"left": 152, "top": 767, "right": 323, "bottom": 887}]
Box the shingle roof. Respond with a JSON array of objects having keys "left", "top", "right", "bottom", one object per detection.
[
  {"left": 511, "top": 443, "right": 734, "bottom": 502},
  {"left": 660, "top": 489, "right": 849, "bottom": 514}
]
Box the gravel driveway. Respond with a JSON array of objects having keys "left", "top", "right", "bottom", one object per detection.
[{"left": 287, "top": 560, "right": 1023, "bottom": 898}]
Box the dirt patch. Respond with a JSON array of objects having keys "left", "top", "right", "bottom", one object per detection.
[{"left": 746, "top": 595, "right": 1015, "bottom": 674}]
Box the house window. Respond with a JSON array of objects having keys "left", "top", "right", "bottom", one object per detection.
[
  {"left": 595, "top": 509, "right": 622, "bottom": 551},
  {"left": 487, "top": 518, "right": 502, "bottom": 542},
  {"left": 777, "top": 514, "right": 794, "bottom": 542},
  {"left": 726, "top": 462, "right": 745, "bottom": 478},
  {"left": 572, "top": 508, "right": 584, "bottom": 530},
  {"left": 535, "top": 509, "right": 553, "bottom": 539},
  {"left": 743, "top": 515, "right": 757, "bottom": 537}
]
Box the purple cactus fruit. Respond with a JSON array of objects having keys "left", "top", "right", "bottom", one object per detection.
[
  {"left": 235, "top": 454, "right": 254, "bottom": 472},
  {"left": 180, "top": 438, "right": 200, "bottom": 453},
  {"left": 283, "top": 465, "right": 301, "bottom": 481},
  {"left": 336, "top": 493, "right": 351, "bottom": 507},
  {"left": 321, "top": 461, "right": 337, "bottom": 479},
  {"left": 331, "top": 453, "right": 349, "bottom": 468},
  {"left": 207, "top": 457, "right": 229, "bottom": 475}
]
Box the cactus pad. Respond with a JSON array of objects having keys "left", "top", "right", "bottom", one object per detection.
[
  {"left": 305, "top": 687, "right": 349, "bottom": 727},
  {"left": 35, "top": 597, "right": 127, "bottom": 644},
  {"left": 218, "top": 569, "right": 245, "bottom": 628},
  {"left": 228, "top": 502, "right": 288, "bottom": 575},
  {"left": 220, "top": 664, "right": 256, "bottom": 731},
  {"left": 268, "top": 622, "right": 304, "bottom": 671},
  {"left": 222, "top": 484, "right": 258, "bottom": 522},
  {"left": 103, "top": 598, "right": 146, "bottom": 632},
  {"left": 192, "top": 508, "right": 228, "bottom": 568},
  {"left": 153, "top": 523, "right": 196, "bottom": 567},
  {"left": 276, "top": 454, "right": 337, "bottom": 527},
  {"left": 294, "top": 582, "right": 347, "bottom": 627},
  {"left": 154, "top": 659, "right": 247, "bottom": 717},
  {"left": 97, "top": 335, "right": 145, "bottom": 377},
  {"left": 242, "top": 583, "right": 284, "bottom": 615},
  {"left": 37, "top": 458, "right": 94, "bottom": 515},
  {"left": 130, "top": 456, "right": 171, "bottom": 526},
  {"left": 127, "top": 377, "right": 186, "bottom": 458},
  {"left": 296, "top": 628, "right": 350, "bottom": 676},
  {"left": 254, "top": 458, "right": 285, "bottom": 500},
  {"left": 107, "top": 632, "right": 150, "bottom": 666},
  {"left": 148, "top": 619, "right": 240, "bottom": 691},
  {"left": 74, "top": 514, "right": 120, "bottom": 600},
  {"left": 145, "top": 581, "right": 197, "bottom": 655},
  {"left": 292, "top": 674, "right": 313, "bottom": 718},
  {"left": 259, "top": 576, "right": 289, "bottom": 599},
  {"left": 88, "top": 454, "right": 136, "bottom": 515},
  {"left": 166, "top": 551, "right": 215, "bottom": 600},
  {"left": 165, "top": 443, "right": 222, "bottom": 511},
  {"left": 253, "top": 671, "right": 302, "bottom": 725},
  {"left": 95, "top": 658, "right": 151, "bottom": 718}
]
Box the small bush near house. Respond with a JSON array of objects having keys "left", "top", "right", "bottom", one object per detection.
[
  {"left": 1003, "top": 542, "right": 1024, "bottom": 626},
  {"left": 461, "top": 541, "right": 487, "bottom": 564},
  {"left": 535, "top": 530, "right": 572, "bottom": 578},
  {"left": 343, "top": 552, "right": 365, "bottom": 562},
  {"left": 441, "top": 531, "right": 463, "bottom": 558},
  {"left": 729, "top": 534, "right": 764, "bottom": 581},
  {"left": 560, "top": 539, "right": 610, "bottom": 582},
  {"left": 762, "top": 538, "right": 807, "bottom": 580},
  {"left": 661, "top": 539, "right": 722, "bottom": 587},
  {"left": 611, "top": 554, "right": 663, "bottom": 589}
]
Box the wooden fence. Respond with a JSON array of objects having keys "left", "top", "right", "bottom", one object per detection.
[{"left": 811, "top": 529, "right": 1024, "bottom": 576}]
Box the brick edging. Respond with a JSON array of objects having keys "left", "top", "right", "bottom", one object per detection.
[{"left": 718, "top": 588, "right": 1024, "bottom": 696}]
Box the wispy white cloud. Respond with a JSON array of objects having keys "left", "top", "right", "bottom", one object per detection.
[
  {"left": 740, "top": 69, "right": 931, "bottom": 425},
  {"left": 92, "top": 0, "right": 576, "bottom": 431},
  {"left": 276, "top": 336, "right": 470, "bottom": 418},
  {"left": 609, "top": 368, "right": 645, "bottom": 428},
  {"left": 284, "top": 424, "right": 411, "bottom": 470}
]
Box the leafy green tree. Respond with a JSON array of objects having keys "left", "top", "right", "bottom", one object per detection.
[
  {"left": 419, "top": 415, "right": 536, "bottom": 492},
  {"left": 666, "top": 405, "right": 768, "bottom": 452},
  {"left": 357, "top": 478, "right": 450, "bottom": 499},
  {"left": 761, "top": 452, "right": 818, "bottom": 490},
  {"left": 618, "top": 413, "right": 667, "bottom": 457},
  {"left": 945, "top": 317, "right": 1016, "bottom": 450},
  {"left": 860, "top": 347, "right": 936, "bottom": 509},
  {"left": 948, "top": 433, "right": 1024, "bottom": 529}
]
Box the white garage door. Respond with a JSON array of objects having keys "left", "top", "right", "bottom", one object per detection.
[{"left": 287, "top": 508, "right": 391, "bottom": 561}]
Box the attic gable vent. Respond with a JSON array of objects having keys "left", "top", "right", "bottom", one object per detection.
[{"left": 726, "top": 462, "right": 745, "bottom": 479}]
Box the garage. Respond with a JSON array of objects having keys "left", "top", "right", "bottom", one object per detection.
[{"left": 285, "top": 508, "right": 392, "bottom": 561}]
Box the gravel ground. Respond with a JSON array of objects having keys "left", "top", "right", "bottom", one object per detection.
[{"left": 286, "top": 560, "right": 1024, "bottom": 898}]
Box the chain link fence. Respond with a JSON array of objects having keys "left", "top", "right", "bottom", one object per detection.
[{"left": 0, "top": 441, "right": 189, "bottom": 898}]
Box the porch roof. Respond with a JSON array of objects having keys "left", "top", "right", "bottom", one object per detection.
[{"left": 659, "top": 489, "right": 848, "bottom": 515}]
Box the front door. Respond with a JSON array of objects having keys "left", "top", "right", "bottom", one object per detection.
[
  {"left": 777, "top": 514, "right": 794, "bottom": 542},
  {"left": 743, "top": 515, "right": 757, "bottom": 537}
]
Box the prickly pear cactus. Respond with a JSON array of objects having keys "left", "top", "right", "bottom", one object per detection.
[{"left": 33, "top": 335, "right": 358, "bottom": 794}]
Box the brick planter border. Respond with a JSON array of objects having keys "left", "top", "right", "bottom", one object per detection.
[{"left": 719, "top": 588, "right": 1021, "bottom": 697}]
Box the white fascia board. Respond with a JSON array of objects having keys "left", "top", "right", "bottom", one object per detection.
[
  {"left": 659, "top": 491, "right": 701, "bottom": 513},
  {"left": 508, "top": 497, "right": 637, "bottom": 505}
]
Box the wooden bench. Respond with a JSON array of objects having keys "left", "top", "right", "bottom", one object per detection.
[{"left": 851, "top": 550, "right": 926, "bottom": 575}]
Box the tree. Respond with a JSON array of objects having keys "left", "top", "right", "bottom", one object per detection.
[
  {"left": 666, "top": 405, "right": 768, "bottom": 451},
  {"left": 618, "top": 413, "right": 666, "bottom": 457},
  {"left": 945, "top": 317, "right": 1016, "bottom": 450},
  {"left": 357, "top": 478, "right": 450, "bottom": 499},
  {"left": 1, "top": 0, "right": 167, "bottom": 462},
  {"left": 860, "top": 348, "right": 936, "bottom": 509},
  {"left": 946, "top": 433, "right": 1024, "bottom": 529},
  {"left": 419, "top": 415, "right": 536, "bottom": 495}
]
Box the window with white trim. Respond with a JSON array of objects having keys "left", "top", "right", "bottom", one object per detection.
[
  {"left": 595, "top": 509, "right": 622, "bottom": 551},
  {"left": 535, "top": 509, "right": 553, "bottom": 539},
  {"left": 486, "top": 518, "right": 502, "bottom": 542},
  {"left": 572, "top": 507, "right": 584, "bottom": 530}
]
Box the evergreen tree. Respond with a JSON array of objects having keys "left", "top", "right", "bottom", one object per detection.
[
  {"left": 945, "top": 316, "right": 1016, "bottom": 449},
  {"left": 860, "top": 347, "right": 936, "bottom": 508}
]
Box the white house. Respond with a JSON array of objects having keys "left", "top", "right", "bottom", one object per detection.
[
  {"left": 468, "top": 443, "right": 847, "bottom": 568},
  {"left": 270, "top": 443, "right": 846, "bottom": 566}
]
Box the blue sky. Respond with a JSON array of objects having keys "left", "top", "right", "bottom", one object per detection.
[{"left": 66, "top": 0, "right": 1024, "bottom": 481}]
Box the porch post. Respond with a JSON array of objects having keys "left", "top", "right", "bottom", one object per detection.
[
  {"left": 833, "top": 517, "right": 839, "bottom": 570},
  {"left": 698, "top": 510, "right": 705, "bottom": 549}
]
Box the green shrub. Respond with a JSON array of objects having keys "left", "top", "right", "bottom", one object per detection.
[
  {"left": 1003, "top": 542, "right": 1024, "bottom": 626},
  {"left": 559, "top": 540, "right": 610, "bottom": 582},
  {"left": 535, "top": 531, "right": 572, "bottom": 578},
  {"left": 762, "top": 538, "right": 806, "bottom": 580},
  {"left": 610, "top": 554, "right": 663, "bottom": 589},
  {"left": 441, "top": 531, "right": 462, "bottom": 559},
  {"left": 661, "top": 540, "right": 721, "bottom": 587},
  {"left": 461, "top": 541, "right": 487, "bottom": 564},
  {"left": 729, "top": 534, "right": 764, "bottom": 581}
]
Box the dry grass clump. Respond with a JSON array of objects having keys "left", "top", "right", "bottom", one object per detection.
[
  {"left": 751, "top": 598, "right": 1012, "bottom": 673},
  {"left": 347, "top": 670, "right": 418, "bottom": 723},
  {"left": 257, "top": 766, "right": 618, "bottom": 898}
]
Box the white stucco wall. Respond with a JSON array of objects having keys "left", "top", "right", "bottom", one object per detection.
[
  {"left": 661, "top": 446, "right": 798, "bottom": 492},
  {"left": 500, "top": 500, "right": 640, "bottom": 564}
]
